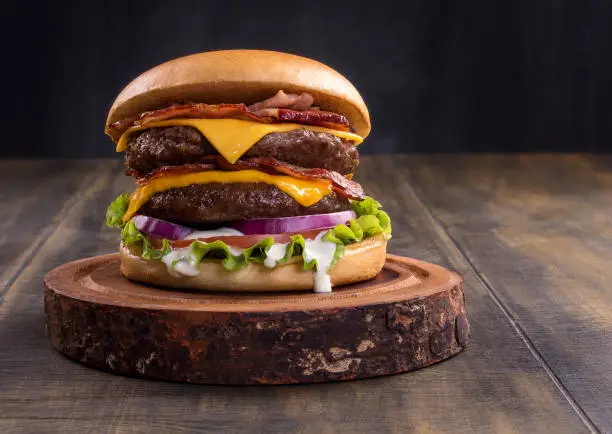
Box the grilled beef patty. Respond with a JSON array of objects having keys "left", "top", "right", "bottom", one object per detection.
[
  {"left": 125, "top": 126, "right": 359, "bottom": 175},
  {"left": 140, "top": 183, "right": 350, "bottom": 225}
]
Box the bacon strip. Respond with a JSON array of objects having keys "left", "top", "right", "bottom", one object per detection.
[
  {"left": 223, "top": 157, "right": 365, "bottom": 200},
  {"left": 109, "top": 102, "right": 350, "bottom": 140},
  {"left": 139, "top": 104, "right": 250, "bottom": 126},
  {"left": 127, "top": 156, "right": 365, "bottom": 201}
]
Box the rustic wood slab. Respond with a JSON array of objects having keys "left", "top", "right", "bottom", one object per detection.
[
  {"left": 0, "top": 158, "right": 594, "bottom": 433},
  {"left": 44, "top": 254, "right": 469, "bottom": 385}
]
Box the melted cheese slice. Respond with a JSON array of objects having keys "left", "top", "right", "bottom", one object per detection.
[
  {"left": 116, "top": 118, "right": 363, "bottom": 163},
  {"left": 123, "top": 170, "right": 332, "bottom": 223}
]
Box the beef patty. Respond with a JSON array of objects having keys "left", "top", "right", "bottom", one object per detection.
[
  {"left": 140, "top": 183, "right": 350, "bottom": 225},
  {"left": 126, "top": 126, "right": 359, "bottom": 175}
]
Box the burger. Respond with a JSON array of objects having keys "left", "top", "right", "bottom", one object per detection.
[{"left": 105, "top": 50, "right": 391, "bottom": 292}]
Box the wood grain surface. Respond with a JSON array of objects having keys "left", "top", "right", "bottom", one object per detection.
[
  {"left": 0, "top": 156, "right": 607, "bottom": 433},
  {"left": 44, "top": 254, "right": 468, "bottom": 384},
  {"left": 399, "top": 154, "right": 612, "bottom": 431}
]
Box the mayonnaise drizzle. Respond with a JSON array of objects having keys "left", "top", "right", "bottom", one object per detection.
[
  {"left": 303, "top": 232, "right": 337, "bottom": 293},
  {"left": 161, "top": 248, "right": 199, "bottom": 277},
  {"left": 184, "top": 227, "right": 243, "bottom": 239},
  {"left": 263, "top": 242, "right": 288, "bottom": 268},
  {"left": 160, "top": 230, "right": 339, "bottom": 292}
]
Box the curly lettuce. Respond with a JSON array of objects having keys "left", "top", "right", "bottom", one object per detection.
[
  {"left": 106, "top": 193, "right": 130, "bottom": 228},
  {"left": 322, "top": 196, "right": 391, "bottom": 268},
  {"left": 121, "top": 219, "right": 171, "bottom": 260},
  {"left": 187, "top": 235, "right": 317, "bottom": 272},
  {"left": 189, "top": 238, "right": 271, "bottom": 270},
  {"left": 106, "top": 194, "right": 392, "bottom": 272}
]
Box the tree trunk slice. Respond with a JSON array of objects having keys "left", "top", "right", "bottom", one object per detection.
[{"left": 44, "top": 254, "right": 470, "bottom": 385}]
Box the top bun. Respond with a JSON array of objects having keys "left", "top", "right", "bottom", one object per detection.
[{"left": 106, "top": 50, "right": 371, "bottom": 139}]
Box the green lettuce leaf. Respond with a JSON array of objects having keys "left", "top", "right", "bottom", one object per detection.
[
  {"left": 349, "top": 219, "right": 365, "bottom": 241},
  {"left": 272, "top": 235, "right": 322, "bottom": 270},
  {"left": 121, "top": 219, "right": 170, "bottom": 260},
  {"left": 352, "top": 196, "right": 381, "bottom": 216},
  {"left": 188, "top": 237, "right": 276, "bottom": 271},
  {"left": 286, "top": 234, "right": 306, "bottom": 260},
  {"left": 377, "top": 210, "right": 392, "bottom": 237},
  {"left": 277, "top": 235, "right": 305, "bottom": 265},
  {"left": 190, "top": 240, "right": 244, "bottom": 270},
  {"left": 322, "top": 197, "right": 392, "bottom": 267},
  {"left": 351, "top": 196, "right": 392, "bottom": 236},
  {"left": 106, "top": 193, "right": 130, "bottom": 228},
  {"left": 243, "top": 237, "right": 275, "bottom": 263},
  {"left": 356, "top": 214, "right": 383, "bottom": 237}
]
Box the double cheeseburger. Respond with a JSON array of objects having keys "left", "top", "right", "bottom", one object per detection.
[{"left": 105, "top": 50, "right": 391, "bottom": 292}]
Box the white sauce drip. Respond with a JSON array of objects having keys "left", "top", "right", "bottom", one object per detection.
[
  {"left": 161, "top": 248, "right": 199, "bottom": 277},
  {"left": 184, "top": 227, "right": 243, "bottom": 239},
  {"left": 161, "top": 230, "right": 338, "bottom": 292},
  {"left": 264, "top": 242, "right": 288, "bottom": 268},
  {"left": 302, "top": 232, "right": 337, "bottom": 293}
]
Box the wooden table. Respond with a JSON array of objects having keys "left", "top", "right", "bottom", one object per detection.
[{"left": 1, "top": 155, "right": 610, "bottom": 433}]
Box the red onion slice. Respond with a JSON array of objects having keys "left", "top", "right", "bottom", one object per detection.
[
  {"left": 230, "top": 210, "right": 356, "bottom": 235},
  {"left": 133, "top": 210, "right": 356, "bottom": 240},
  {"left": 132, "top": 215, "right": 193, "bottom": 240}
]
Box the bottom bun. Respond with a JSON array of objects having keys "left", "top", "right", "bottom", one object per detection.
[{"left": 119, "top": 234, "right": 387, "bottom": 292}]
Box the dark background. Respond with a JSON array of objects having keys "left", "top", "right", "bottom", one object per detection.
[{"left": 4, "top": 0, "right": 612, "bottom": 157}]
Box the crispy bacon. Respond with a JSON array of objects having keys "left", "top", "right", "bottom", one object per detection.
[
  {"left": 273, "top": 109, "right": 349, "bottom": 131},
  {"left": 127, "top": 156, "right": 365, "bottom": 201},
  {"left": 109, "top": 103, "right": 251, "bottom": 137},
  {"left": 224, "top": 157, "right": 365, "bottom": 200},
  {"left": 138, "top": 103, "right": 250, "bottom": 126},
  {"left": 108, "top": 99, "right": 351, "bottom": 140}
]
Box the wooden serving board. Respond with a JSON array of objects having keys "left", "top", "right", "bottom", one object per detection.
[{"left": 44, "top": 254, "right": 470, "bottom": 385}]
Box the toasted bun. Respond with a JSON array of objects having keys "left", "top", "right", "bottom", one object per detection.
[
  {"left": 105, "top": 50, "right": 370, "bottom": 139},
  {"left": 119, "top": 234, "right": 387, "bottom": 292}
]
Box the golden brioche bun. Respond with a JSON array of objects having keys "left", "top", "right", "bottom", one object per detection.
[
  {"left": 119, "top": 234, "right": 387, "bottom": 292},
  {"left": 105, "top": 49, "right": 370, "bottom": 140}
]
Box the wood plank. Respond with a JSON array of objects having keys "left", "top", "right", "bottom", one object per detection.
[
  {"left": 0, "top": 158, "right": 589, "bottom": 433},
  {"left": 0, "top": 160, "right": 112, "bottom": 301},
  {"left": 402, "top": 154, "right": 611, "bottom": 432}
]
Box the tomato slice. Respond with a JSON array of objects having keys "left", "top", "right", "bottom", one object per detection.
[{"left": 149, "top": 229, "right": 324, "bottom": 250}]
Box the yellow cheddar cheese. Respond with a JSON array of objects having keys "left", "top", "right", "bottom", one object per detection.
[
  {"left": 116, "top": 118, "right": 363, "bottom": 163},
  {"left": 123, "top": 170, "right": 333, "bottom": 223}
]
